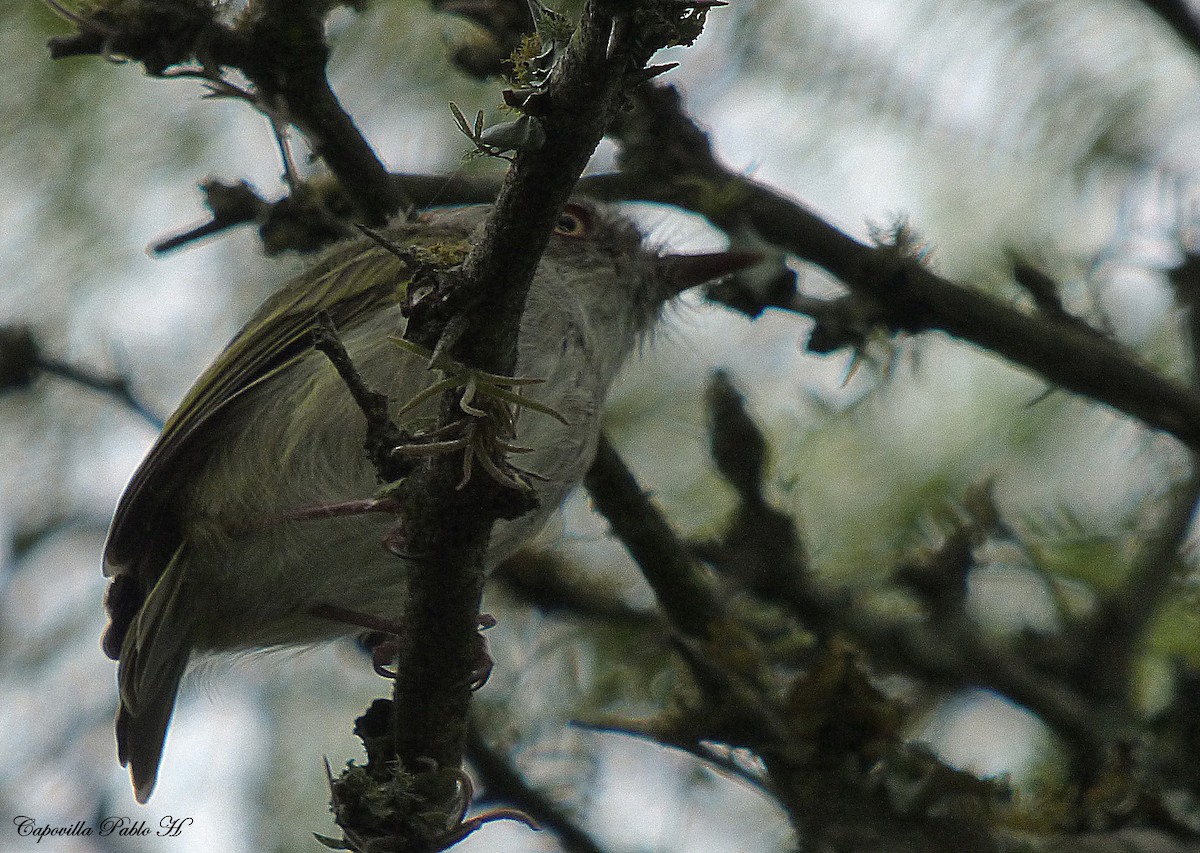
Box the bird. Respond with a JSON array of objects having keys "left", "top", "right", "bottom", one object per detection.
[{"left": 101, "top": 197, "right": 757, "bottom": 803}]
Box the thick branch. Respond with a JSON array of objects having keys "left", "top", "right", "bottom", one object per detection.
[
  {"left": 700, "top": 370, "right": 1128, "bottom": 758},
  {"left": 447, "top": 2, "right": 691, "bottom": 373},
  {"left": 584, "top": 434, "right": 727, "bottom": 639},
  {"left": 493, "top": 550, "right": 661, "bottom": 626},
  {"left": 1135, "top": 0, "right": 1200, "bottom": 57},
  {"left": 386, "top": 0, "right": 713, "bottom": 788},
  {"left": 593, "top": 85, "right": 1200, "bottom": 453}
]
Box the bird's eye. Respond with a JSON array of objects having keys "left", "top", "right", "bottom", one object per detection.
[{"left": 553, "top": 203, "right": 593, "bottom": 238}]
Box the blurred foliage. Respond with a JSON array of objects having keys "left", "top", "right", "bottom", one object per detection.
[{"left": 733, "top": 0, "right": 1199, "bottom": 177}]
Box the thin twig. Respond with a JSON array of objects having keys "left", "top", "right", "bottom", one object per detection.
[
  {"left": 1, "top": 325, "right": 161, "bottom": 427},
  {"left": 465, "top": 718, "right": 607, "bottom": 853},
  {"left": 39, "top": 357, "right": 162, "bottom": 428},
  {"left": 311, "top": 313, "right": 411, "bottom": 483},
  {"left": 47, "top": 2, "right": 409, "bottom": 223}
]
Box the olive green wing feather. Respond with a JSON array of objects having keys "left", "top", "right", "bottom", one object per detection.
[
  {"left": 101, "top": 240, "right": 416, "bottom": 644},
  {"left": 169, "top": 243, "right": 418, "bottom": 453}
]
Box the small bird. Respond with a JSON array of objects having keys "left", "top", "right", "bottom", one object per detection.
[{"left": 102, "top": 198, "right": 755, "bottom": 803}]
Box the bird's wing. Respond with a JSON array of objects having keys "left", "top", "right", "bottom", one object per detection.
[{"left": 100, "top": 235, "right": 430, "bottom": 658}]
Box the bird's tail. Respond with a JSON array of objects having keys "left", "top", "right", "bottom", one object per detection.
[{"left": 114, "top": 553, "right": 194, "bottom": 804}]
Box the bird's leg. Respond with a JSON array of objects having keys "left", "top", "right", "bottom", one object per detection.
[
  {"left": 283, "top": 494, "right": 402, "bottom": 521},
  {"left": 308, "top": 604, "right": 408, "bottom": 678},
  {"left": 279, "top": 489, "right": 414, "bottom": 562}
]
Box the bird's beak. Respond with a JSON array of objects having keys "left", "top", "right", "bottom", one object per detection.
[{"left": 656, "top": 250, "right": 764, "bottom": 296}]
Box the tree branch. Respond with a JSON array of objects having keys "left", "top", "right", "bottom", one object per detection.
[
  {"left": 47, "top": 0, "right": 408, "bottom": 224},
  {"left": 492, "top": 550, "right": 661, "bottom": 627},
  {"left": 1133, "top": 0, "right": 1200, "bottom": 57},
  {"left": 699, "top": 369, "right": 1129, "bottom": 763},
  {"left": 229, "top": 1, "right": 408, "bottom": 223},
  {"left": 584, "top": 434, "right": 728, "bottom": 640},
  {"left": 466, "top": 717, "right": 608, "bottom": 853},
  {"left": 590, "top": 84, "right": 1200, "bottom": 453},
  {"left": 323, "top": 2, "right": 724, "bottom": 848},
  {"left": 0, "top": 325, "right": 160, "bottom": 426}
]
